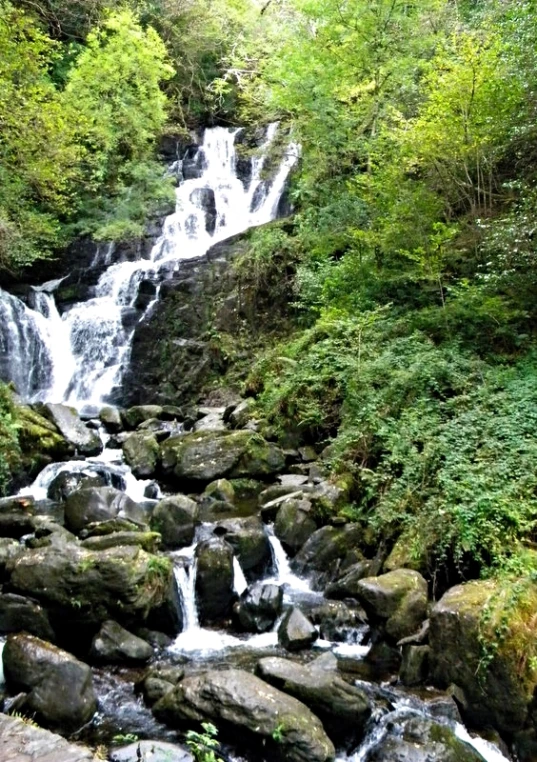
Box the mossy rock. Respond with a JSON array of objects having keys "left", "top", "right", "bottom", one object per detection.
[
  {"left": 122, "top": 431, "right": 160, "bottom": 478},
  {"left": 430, "top": 578, "right": 537, "bottom": 734},
  {"left": 16, "top": 405, "right": 72, "bottom": 473}
]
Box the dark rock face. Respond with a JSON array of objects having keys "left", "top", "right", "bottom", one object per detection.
[
  {"left": 234, "top": 582, "right": 283, "bottom": 632},
  {"left": 190, "top": 187, "right": 217, "bottom": 235},
  {"left": 274, "top": 497, "right": 317, "bottom": 556},
  {"left": 257, "top": 655, "right": 371, "bottom": 735},
  {"left": 153, "top": 668, "right": 336, "bottom": 762},
  {"left": 151, "top": 494, "right": 199, "bottom": 549},
  {"left": 89, "top": 620, "right": 153, "bottom": 664},
  {"left": 0, "top": 593, "right": 55, "bottom": 641},
  {"left": 64, "top": 486, "right": 146, "bottom": 535},
  {"left": 355, "top": 569, "right": 428, "bottom": 642},
  {"left": 278, "top": 606, "right": 318, "bottom": 651},
  {"left": 292, "top": 523, "right": 364, "bottom": 590},
  {"left": 195, "top": 538, "right": 235, "bottom": 623},
  {"left": 3, "top": 633, "right": 97, "bottom": 732},
  {"left": 0, "top": 713, "right": 98, "bottom": 762}
]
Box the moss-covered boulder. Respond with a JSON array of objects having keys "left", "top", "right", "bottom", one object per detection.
[
  {"left": 292, "top": 524, "right": 364, "bottom": 590},
  {"left": 6, "top": 543, "right": 181, "bottom": 646},
  {"left": 274, "top": 497, "right": 318, "bottom": 556},
  {"left": 122, "top": 431, "right": 160, "bottom": 478},
  {"left": 430, "top": 579, "right": 537, "bottom": 734},
  {"left": 89, "top": 619, "right": 153, "bottom": 664},
  {"left": 39, "top": 403, "right": 102, "bottom": 456},
  {"left": 121, "top": 405, "right": 164, "bottom": 429},
  {"left": 215, "top": 516, "right": 270, "bottom": 574},
  {"left": 151, "top": 495, "right": 198, "bottom": 549},
  {"left": 160, "top": 430, "right": 285, "bottom": 485},
  {"left": 153, "top": 668, "right": 335, "bottom": 762},
  {"left": 64, "top": 486, "right": 147, "bottom": 535},
  {"left": 15, "top": 404, "right": 72, "bottom": 475},
  {"left": 356, "top": 569, "right": 428, "bottom": 642},
  {"left": 203, "top": 478, "right": 236, "bottom": 504},
  {"left": 195, "top": 537, "right": 234, "bottom": 623},
  {"left": 3, "top": 633, "right": 97, "bottom": 732}
]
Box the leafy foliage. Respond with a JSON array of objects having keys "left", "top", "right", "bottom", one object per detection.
[{"left": 0, "top": 383, "right": 21, "bottom": 495}]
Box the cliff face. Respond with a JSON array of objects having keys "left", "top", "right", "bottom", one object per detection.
[{"left": 122, "top": 220, "right": 295, "bottom": 408}]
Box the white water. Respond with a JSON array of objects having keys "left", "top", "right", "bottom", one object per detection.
[
  {"left": 0, "top": 638, "right": 5, "bottom": 687},
  {"left": 233, "top": 556, "right": 248, "bottom": 596},
  {"left": 265, "top": 525, "right": 314, "bottom": 593},
  {"left": 0, "top": 125, "right": 299, "bottom": 407}
]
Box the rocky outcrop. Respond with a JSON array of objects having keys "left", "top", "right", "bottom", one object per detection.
[
  {"left": 151, "top": 494, "right": 199, "bottom": 549},
  {"left": 90, "top": 619, "right": 153, "bottom": 663},
  {"left": 38, "top": 403, "right": 102, "bottom": 456},
  {"left": 64, "top": 486, "right": 146, "bottom": 535},
  {"left": 0, "top": 713, "right": 99, "bottom": 762},
  {"left": 257, "top": 655, "right": 370, "bottom": 735},
  {"left": 3, "top": 633, "right": 97, "bottom": 731},
  {"left": 153, "top": 668, "right": 335, "bottom": 762},
  {"left": 355, "top": 569, "right": 428, "bottom": 642},
  {"left": 430, "top": 579, "right": 537, "bottom": 734},
  {"left": 161, "top": 430, "right": 285, "bottom": 485},
  {"left": 6, "top": 544, "right": 181, "bottom": 645}
]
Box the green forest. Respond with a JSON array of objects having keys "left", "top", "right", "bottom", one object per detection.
[{"left": 3, "top": 0, "right": 537, "bottom": 584}]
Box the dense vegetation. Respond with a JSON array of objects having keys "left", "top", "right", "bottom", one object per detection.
[{"left": 3, "top": 0, "right": 537, "bottom": 582}]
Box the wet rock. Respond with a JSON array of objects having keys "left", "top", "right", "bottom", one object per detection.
[
  {"left": 292, "top": 523, "right": 364, "bottom": 589},
  {"left": 430, "top": 579, "right": 537, "bottom": 734},
  {"left": 81, "top": 517, "right": 145, "bottom": 537},
  {"left": 368, "top": 716, "right": 486, "bottom": 762},
  {"left": 111, "top": 741, "right": 193, "bottom": 762},
  {"left": 136, "top": 628, "right": 173, "bottom": 650},
  {"left": 365, "top": 638, "right": 402, "bottom": 675},
  {"left": 0, "top": 537, "right": 22, "bottom": 580},
  {"left": 400, "top": 645, "right": 430, "bottom": 686},
  {"left": 64, "top": 486, "right": 146, "bottom": 535},
  {"left": 227, "top": 399, "right": 255, "bottom": 429},
  {"left": 144, "top": 481, "right": 161, "bottom": 500},
  {"left": 215, "top": 516, "right": 270, "bottom": 574},
  {"left": 80, "top": 531, "right": 160, "bottom": 552},
  {"left": 47, "top": 471, "right": 106, "bottom": 502},
  {"left": 15, "top": 404, "right": 72, "bottom": 470},
  {"left": 122, "top": 405, "right": 163, "bottom": 430},
  {"left": 278, "top": 606, "right": 318, "bottom": 651},
  {"left": 309, "top": 599, "right": 367, "bottom": 643},
  {"left": 99, "top": 406, "right": 123, "bottom": 433},
  {"left": 40, "top": 403, "right": 102, "bottom": 456},
  {"left": 193, "top": 408, "right": 226, "bottom": 432},
  {"left": 203, "top": 478, "right": 235, "bottom": 504},
  {"left": 90, "top": 620, "right": 153, "bottom": 663},
  {"left": 0, "top": 713, "right": 98, "bottom": 761},
  {"left": 161, "top": 430, "right": 285, "bottom": 485},
  {"left": 257, "top": 656, "right": 371, "bottom": 735},
  {"left": 123, "top": 432, "right": 160, "bottom": 478},
  {"left": 0, "top": 593, "right": 55, "bottom": 641},
  {"left": 325, "top": 560, "right": 373, "bottom": 599},
  {"left": 142, "top": 664, "right": 185, "bottom": 705},
  {"left": 151, "top": 495, "right": 198, "bottom": 549},
  {"left": 195, "top": 538, "right": 234, "bottom": 622},
  {"left": 3, "top": 633, "right": 97, "bottom": 731},
  {"left": 6, "top": 544, "right": 181, "bottom": 643},
  {"left": 356, "top": 569, "right": 428, "bottom": 642},
  {"left": 234, "top": 582, "right": 283, "bottom": 632},
  {"left": 274, "top": 497, "right": 317, "bottom": 556},
  {"left": 153, "top": 668, "right": 335, "bottom": 762}
]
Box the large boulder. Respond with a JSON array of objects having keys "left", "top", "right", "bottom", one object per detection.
[
  {"left": 151, "top": 495, "right": 198, "bottom": 549},
  {"left": 122, "top": 432, "right": 160, "bottom": 478},
  {"left": 161, "top": 430, "right": 285, "bottom": 485},
  {"left": 292, "top": 524, "right": 364, "bottom": 589},
  {"left": 430, "top": 579, "right": 537, "bottom": 734},
  {"left": 15, "top": 404, "right": 72, "bottom": 471},
  {"left": 355, "top": 569, "right": 428, "bottom": 642},
  {"left": 40, "top": 403, "right": 102, "bottom": 456},
  {"left": 215, "top": 516, "right": 270, "bottom": 574},
  {"left": 6, "top": 544, "right": 181, "bottom": 646},
  {"left": 153, "top": 668, "right": 335, "bottom": 762},
  {"left": 368, "top": 716, "right": 487, "bottom": 762},
  {"left": 234, "top": 583, "right": 283, "bottom": 633},
  {"left": 3, "top": 633, "right": 97, "bottom": 731},
  {"left": 0, "top": 713, "right": 98, "bottom": 762},
  {"left": 278, "top": 607, "right": 318, "bottom": 651},
  {"left": 121, "top": 405, "right": 164, "bottom": 429},
  {"left": 64, "top": 486, "right": 146, "bottom": 535},
  {"left": 325, "top": 561, "right": 373, "bottom": 599},
  {"left": 274, "top": 497, "right": 317, "bottom": 556},
  {"left": 195, "top": 538, "right": 234, "bottom": 623},
  {"left": 0, "top": 593, "right": 55, "bottom": 641},
  {"left": 257, "top": 655, "right": 370, "bottom": 735},
  {"left": 90, "top": 620, "right": 153, "bottom": 664}
]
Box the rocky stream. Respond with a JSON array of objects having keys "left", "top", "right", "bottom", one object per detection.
[{"left": 0, "top": 125, "right": 525, "bottom": 762}]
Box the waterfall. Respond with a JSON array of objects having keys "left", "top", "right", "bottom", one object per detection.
[
  {"left": 265, "top": 525, "right": 313, "bottom": 592},
  {"left": 233, "top": 556, "right": 248, "bottom": 596},
  {"left": 0, "top": 124, "right": 299, "bottom": 407}
]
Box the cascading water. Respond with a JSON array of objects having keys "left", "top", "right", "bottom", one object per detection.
[{"left": 0, "top": 124, "right": 299, "bottom": 406}]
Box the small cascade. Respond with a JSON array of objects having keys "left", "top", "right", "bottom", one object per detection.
[
  {"left": 265, "top": 524, "right": 313, "bottom": 593},
  {"left": 233, "top": 556, "right": 248, "bottom": 596},
  {"left": 172, "top": 544, "right": 199, "bottom": 632},
  {"left": 0, "top": 638, "right": 5, "bottom": 687},
  {"left": 0, "top": 124, "right": 298, "bottom": 407}
]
